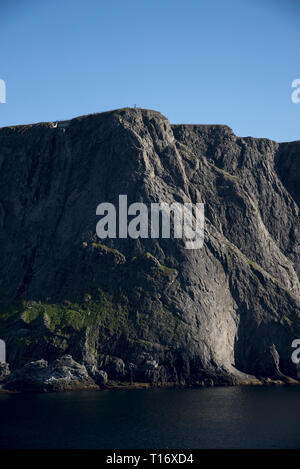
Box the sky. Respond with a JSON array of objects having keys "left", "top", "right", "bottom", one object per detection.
[{"left": 0, "top": 0, "right": 300, "bottom": 142}]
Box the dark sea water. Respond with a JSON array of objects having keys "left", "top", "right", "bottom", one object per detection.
[{"left": 0, "top": 386, "right": 300, "bottom": 449}]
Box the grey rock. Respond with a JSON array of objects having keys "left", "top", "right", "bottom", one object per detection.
[
  {"left": 86, "top": 363, "right": 108, "bottom": 384},
  {"left": 0, "top": 108, "right": 300, "bottom": 386},
  {"left": 94, "top": 370, "right": 108, "bottom": 385},
  {"left": 101, "top": 356, "right": 126, "bottom": 381},
  {"left": 0, "top": 363, "right": 10, "bottom": 382},
  {"left": 3, "top": 355, "right": 98, "bottom": 392}
]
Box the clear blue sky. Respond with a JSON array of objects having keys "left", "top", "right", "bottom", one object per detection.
[{"left": 1, "top": 0, "right": 300, "bottom": 141}]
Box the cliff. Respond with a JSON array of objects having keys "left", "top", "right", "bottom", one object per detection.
[{"left": 0, "top": 108, "right": 300, "bottom": 388}]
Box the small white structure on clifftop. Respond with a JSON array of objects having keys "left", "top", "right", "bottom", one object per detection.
[
  {"left": 50, "top": 120, "right": 70, "bottom": 129},
  {"left": 0, "top": 339, "right": 5, "bottom": 363}
]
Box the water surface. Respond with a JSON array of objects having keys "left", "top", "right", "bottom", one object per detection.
[{"left": 0, "top": 386, "right": 299, "bottom": 448}]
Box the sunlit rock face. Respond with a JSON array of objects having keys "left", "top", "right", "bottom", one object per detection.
[{"left": 0, "top": 108, "right": 300, "bottom": 386}]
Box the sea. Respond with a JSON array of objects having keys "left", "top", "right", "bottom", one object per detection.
[{"left": 0, "top": 386, "right": 299, "bottom": 449}]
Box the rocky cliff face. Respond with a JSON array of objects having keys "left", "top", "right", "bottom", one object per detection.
[{"left": 0, "top": 108, "right": 300, "bottom": 387}]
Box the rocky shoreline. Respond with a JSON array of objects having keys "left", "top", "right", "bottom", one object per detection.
[{"left": 0, "top": 354, "right": 299, "bottom": 394}]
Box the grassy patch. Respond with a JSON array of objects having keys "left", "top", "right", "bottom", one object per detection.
[{"left": 91, "top": 242, "right": 125, "bottom": 257}]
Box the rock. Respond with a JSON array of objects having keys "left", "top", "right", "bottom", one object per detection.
[
  {"left": 258, "top": 344, "right": 283, "bottom": 379},
  {"left": 3, "top": 359, "right": 48, "bottom": 392},
  {"left": 93, "top": 370, "right": 108, "bottom": 385},
  {"left": 3, "top": 355, "right": 98, "bottom": 392},
  {"left": 86, "top": 363, "right": 108, "bottom": 385},
  {"left": 140, "top": 360, "right": 160, "bottom": 383},
  {"left": 0, "top": 108, "right": 300, "bottom": 385},
  {"left": 0, "top": 363, "right": 10, "bottom": 382},
  {"left": 101, "top": 356, "right": 126, "bottom": 381}
]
